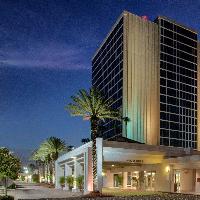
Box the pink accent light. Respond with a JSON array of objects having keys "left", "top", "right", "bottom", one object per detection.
[
  {"left": 83, "top": 115, "right": 90, "bottom": 121},
  {"left": 141, "top": 16, "right": 148, "bottom": 21},
  {"left": 87, "top": 148, "right": 93, "bottom": 191}
]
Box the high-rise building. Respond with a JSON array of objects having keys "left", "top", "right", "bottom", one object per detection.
[
  {"left": 92, "top": 11, "right": 199, "bottom": 149},
  {"left": 57, "top": 10, "right": 200, "bottom": 195},
  {"left": 92, "top": 17, "right": 124, "bottom": 139},
  {"left": 155, "top": 16, "right": 198, "bottom": 149}
]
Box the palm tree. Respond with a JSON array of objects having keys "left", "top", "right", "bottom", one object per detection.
[
  {"left": 67, "top": 145, "right": 75, "bottom": 151},
  {"left": 66, "top": 87, "right": 119, "bottom": 191},
  {"left": 81, "top": 138, "right": 90, "bottom": 144},
  {"left": 32, "top": 137, "right": 67, "bottom": 184},
  {"left": 32, "top": 148, "right": 48, "bottom": 182},
  {"left": 40, "top": 137, "right": 67, "bottom": 183}
]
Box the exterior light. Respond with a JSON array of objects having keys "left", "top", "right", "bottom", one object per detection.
[
  {"left": 165, "top": 166, "right": 170, "bottom": 173},
  {"left": 24, "top": 166, "right": 29, "bottom": 174},
  {"left": 40, "top": 176, "right": 44, "bottom": 182},
  {"left": 102, "top": 172, "right": 106, "bottom": 176},
  {"left": 111, "top": 164, "right": 115, "bottom": 167}
]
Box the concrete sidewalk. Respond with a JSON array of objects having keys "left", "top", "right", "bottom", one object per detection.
[{"left": 7, "top": 183, "right": 81, "bottom": 200}]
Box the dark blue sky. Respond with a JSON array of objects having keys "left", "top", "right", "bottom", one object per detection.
[{"left": 0, "top": 0, "right": 200, "bottom": 160}]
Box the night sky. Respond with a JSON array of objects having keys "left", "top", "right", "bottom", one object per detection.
[{"left": 0, "top": 0, "right": 200, "bottom": 162}]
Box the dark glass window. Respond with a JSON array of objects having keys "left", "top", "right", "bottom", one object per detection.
[
  {"left": 92, "top": 16, "right": 124, "bottom": 139},
  {"left": 164, "top": 20, "right": 173, "bottom": 30},
  {"left": 158, "top": 17, "right": 197, "bottom": 149}
]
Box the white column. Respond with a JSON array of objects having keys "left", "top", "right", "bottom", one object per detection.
[
  {"left": 55, "top": 161, "right": 64, "bottom": 189},
  {"left": 64, "top": 163, "right": 72, "bottom": 190},
  {"left": 72, "top": 158, "right": 83, "bottom": 192},
  {"left": 103, "top": 170, "right": 113, "bottom": 188},
  {"left": 96, "top": 138, "right": 103, "bottom": 192},
  {"left": 169, "top": 166, "right": 174, "bottom": 192},
  {"left": 84, "top": 147, "right": 93, "bottom": 194},
  {"left": 123, "top": 172, "right": 127, "bottom": 188}
]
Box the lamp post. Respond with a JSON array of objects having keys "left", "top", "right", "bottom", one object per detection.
[{"left": 23, "top": 166, "right": 29, "bottom": 182}]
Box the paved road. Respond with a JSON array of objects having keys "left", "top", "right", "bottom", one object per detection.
[{"left": 7, "top": 182, "right": 81, "bottom": 200}]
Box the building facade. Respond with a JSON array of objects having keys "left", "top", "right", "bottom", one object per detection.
[
  {"left": 92, "top": 11, "right": 199, "bottom": 149},
  {"left": 55, "top": 11, "right": 200, "bottom": 195}
]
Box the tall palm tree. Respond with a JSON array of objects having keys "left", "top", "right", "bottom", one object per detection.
[
  {"left": 32, "top": 148, "right": 48, "bottom": 182},
  {"left": 66, "top": 87, "right": 119, "bottom": 191},
  {"left": 41, "top": 137, "right": 66, "bottom": 161},
  {"left": 40, "top": 137, "right": 67, "bottom": 183},
  {"left": 32, "top": 137, "right": 67, "bottom": 184},
  {"left": 81, "top": 138, "right": 90, "bottom": 144}
]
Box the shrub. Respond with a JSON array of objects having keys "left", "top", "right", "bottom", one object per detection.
[
  {"left": 32, "top": 174, "right": 39, "bottom": 183},
  {"left": 66, "top": 175, "right": 74, "bottom": 190},
  {"left": 132, "top": 176, "right": 138, "bottom": 187},
  {"left": 0, "top": 196, "right": 14, "bottom": 200},
  {"left": 20, "top": 176, "right": 25, "bottom": 181},
  {"left": 76, "top": 175, "right": 84, "bottom": 191},
  {"left": 59, "top": 176, "right": 65, "bottom": 189},
  {"left": 116, "top": 174, "right": 123, "bottom": 187},
  {"left": 7, "top": 183, "right": 16, "bottom": 189}
]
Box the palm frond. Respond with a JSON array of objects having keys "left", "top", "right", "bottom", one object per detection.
[
  {"left": 66, "top": 103, "right": 87, "bottom": 116},
  {"left": 40, "top": 137, "right": 67, "bottom": 161},
  {"left": 66, "top": 87, "right": 120, "bottom": 122}
]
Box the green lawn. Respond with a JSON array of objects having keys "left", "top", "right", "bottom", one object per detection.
[{"left": 102, "top": 188, "right": 161, "bottom": 196}]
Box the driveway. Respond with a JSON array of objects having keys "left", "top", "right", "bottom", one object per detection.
[{"left": 8, "top": 182, "right": 81, "bottom": 200}]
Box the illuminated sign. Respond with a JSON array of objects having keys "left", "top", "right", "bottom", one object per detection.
[{"left": 127, "top": 159, "right": 143, "bottom": 164}]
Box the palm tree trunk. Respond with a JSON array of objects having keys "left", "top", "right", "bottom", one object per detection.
[
  {"left": 47, "top": 163, "right": 50, "bottom": 183},
  {"left": 52, "top": 163, "right": 55, "bottom": 184},
  {"left": 49, "top": 162, "right": 53, "bottom": 184},
  {"left": 36, "top": 161, "right": 40, "bottom": 181},
  {"left": 4, "top": 177, "right": 8, "bottom": 196},
  {"left": 91, "top": 118, "right": 98, "bottom": 191},
  {"left": 42, "top": 163, "right": 45, "bottom": 180},
  {"left": 45, "top": 162, "right": 49, "bottom": 183}
]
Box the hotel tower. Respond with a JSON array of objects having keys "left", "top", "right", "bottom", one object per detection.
[
  {"left": 56, "top": 11, "right": 200, "bottom": 194},
  {"left": 92, "top": 11, "right": 199, "bottom": 149}
]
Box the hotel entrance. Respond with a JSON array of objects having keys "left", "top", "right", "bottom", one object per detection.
[
  {"left": 127, "top": 171, "right": 139, "bottom": 189},
  {"left": 126, "top": 171, "right": 156, "bottom": 191},
  {"left": 113, "top": 174, "right": 120, "bottom": 187},
  {"left": 174, "top": 170, "right": 181, "bottom": 192},
  {"left": 144, "top": 171, "right": 156, "bottom": 191}
]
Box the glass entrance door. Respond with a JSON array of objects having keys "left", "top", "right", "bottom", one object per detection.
[
  {"left": 126, "top": 171, "right": 156, "bottom": 190},
  {"left": 113, "top": 174, "right": 119, "bottom": 187},
  {"left": 174, "top": 170, "right": 181, "bottom": 192},
  {"left": 144, "top": 171, "right": 156, "bottom": 191},
  {"left": 126, "top": 171, "right": 139, "bottom": 189}
]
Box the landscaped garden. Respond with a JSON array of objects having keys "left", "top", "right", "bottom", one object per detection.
[
  {"left": 102, "top": 188, "right": 161, "bottom": 197},
  {"left": 68, "top": 192, "right": 200, "bottom": 200}
]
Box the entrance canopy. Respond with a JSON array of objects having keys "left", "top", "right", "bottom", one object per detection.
[{"left": 55, "top": 138, "right": 200, "bottom": 194}]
